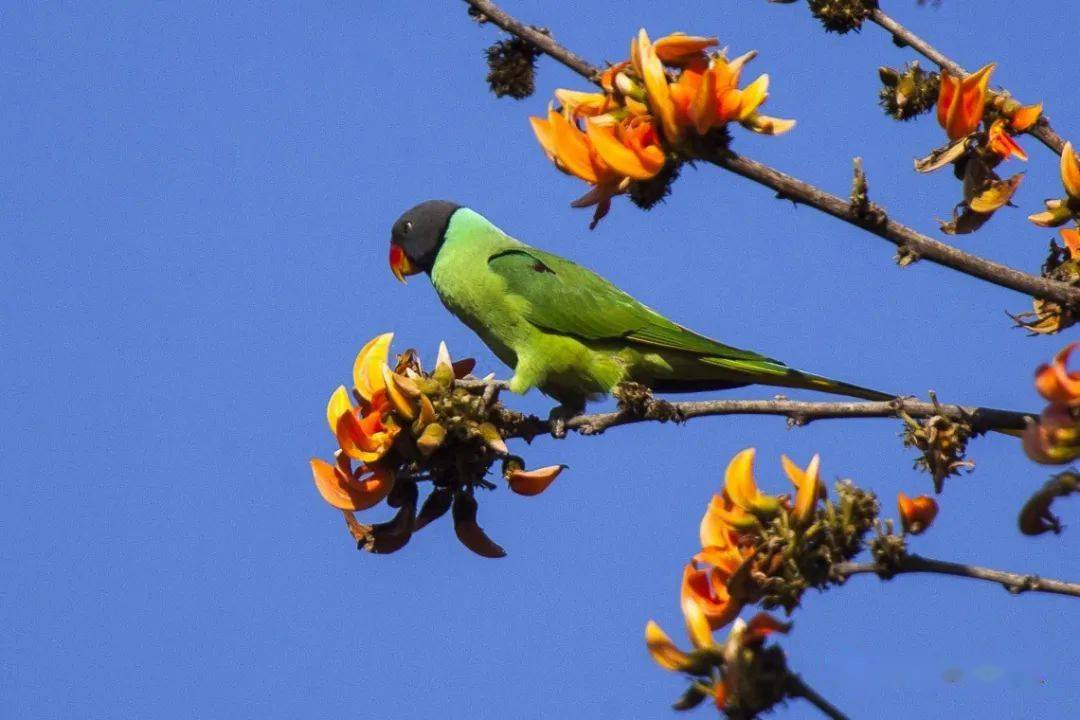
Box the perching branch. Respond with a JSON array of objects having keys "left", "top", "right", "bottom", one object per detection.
[
  {"left": 833, "top": 553, "right": 1080, "bottom": 598},
  {"left": 866, "top": 7, "right": 1067, "bottom": 156},
  {"left": 457, "top": 379, "right": 1035, "bottom": 436},
  {"left": 461, "top": 0, "right": 1080, "bottom": 308}
]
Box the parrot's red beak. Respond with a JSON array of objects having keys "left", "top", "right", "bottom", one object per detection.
[{"left": 389, "top": 243, "right": 418, "bottom": 283}]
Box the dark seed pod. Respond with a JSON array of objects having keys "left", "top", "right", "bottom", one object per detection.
[{"left": 485, "top": 38, "right": 540, "bottom": 99}]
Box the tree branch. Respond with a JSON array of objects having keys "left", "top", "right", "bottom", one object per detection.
[
  {"left": 867, "top": 7, "right": 1067, "bottom": 156},
  {"left": 785, "top": 674, "right": 850, "bottom": 720},
  {"left": 833, "top": 553, "right": 1080, "bottom": 598},
  {"left": 461, "top": 0, "right": 1080, "bottom": 308},
  {"left": 457, "top": 380, "right": 1035, "bottom": 436},
  {"left": 466, "top": 0, "right": 598, "bottom": 79}
]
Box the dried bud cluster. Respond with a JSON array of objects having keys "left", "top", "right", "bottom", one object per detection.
[
  {"left": 485, "top": 37, "right": 541, "bottom": 99},
  {"left": 808, "top": 0, "right": 873, "bottom": 34},
  {"left": 878, "top": 63, "right": 939, "bottom": 121},
  {"left": 900, "top": 401, "right": 973, "bottom": 492}
]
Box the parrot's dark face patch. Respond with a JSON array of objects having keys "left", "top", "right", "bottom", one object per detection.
[{"left": 389, "top": 200, "right": 461, "bottom": 280}]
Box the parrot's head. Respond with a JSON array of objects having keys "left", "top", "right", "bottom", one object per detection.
[{"left": 389, "top": 199, "right": 461, "bottom": 283}]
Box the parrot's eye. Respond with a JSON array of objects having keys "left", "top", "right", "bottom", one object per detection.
[{"left": 402, "top": 221, "right": 413, "bottom": 234}]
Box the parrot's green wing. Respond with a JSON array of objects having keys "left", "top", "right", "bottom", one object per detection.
[{"left": 487, "top": 247, "right": 784, "bottom": 367}]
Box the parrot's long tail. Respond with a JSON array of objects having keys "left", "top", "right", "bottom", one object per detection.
[
  {"left": 659, "top": 357, "right": 1022, "bottom": 437},
  {"left": 662, "top": 355, "right": 897, "bottom": 402}
]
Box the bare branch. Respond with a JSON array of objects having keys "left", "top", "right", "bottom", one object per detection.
[
  {"left": 460, "top": 0, "right": 1080, "bottom": 308},
  {"left": 833, "top": 553, "right": 1080, "bottom": 598},
  {"left": 867, "top": 7, "right": 1067, "bottom": 156},
  {"left": 465, "top": 0, "right": 598, "bottom": 79},
  {"left": 785, "top": 674, "right": 850, "bottom": 720},
  {"left": 455, "top": 379, "right": 1035, "bottom": 437}
]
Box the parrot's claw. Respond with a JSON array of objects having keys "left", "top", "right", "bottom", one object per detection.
[{"left": 547, "top": 404, "right": 580, "bottom": 439}]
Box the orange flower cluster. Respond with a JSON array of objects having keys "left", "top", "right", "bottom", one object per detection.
[
  {"left": 310, "top": 333, "right": 563, "bottom": 556},
  {"left": 936, "top": 63, "right": 1040, "bottom": 154},
  {"left": 646, "top": 608, "right": 789, "bottom": 713},
  {"left": 1024, "top": 343, "right": 1080, "bottom": 464},
  {"left": 919, "top": 63, "right": 1041, "bottom": 233},
  {"left": 530, "top": 30, "right": 793, "bottom": 227},
  {"left": 1029, "top": 141, "right": 1080, "bottom": 228},
  {"left": 682, "top": 449, "right": 822, "bottom": 633}
]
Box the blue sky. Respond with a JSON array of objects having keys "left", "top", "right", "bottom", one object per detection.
[{"left": 2, "top": 1, "right": 1077, "bottom": 717}]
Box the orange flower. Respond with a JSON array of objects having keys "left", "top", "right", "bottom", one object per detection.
[
  {"left": 1009, "top": 102, "right": 1042, "bottom": 132},
  {"left": 652, "top": 32, "right": 719, "bottom": 66},
  {"left": 897, "top": 492, "right": 939, "bottom": 535},
  {"left": 530, "top": 107, "right": 629, "bottom": 228},
  {"left": 667, "top": 50, "right": 794, "bottom": 137},
  {"left": 310, "top": 454, "right": 394, "bottom": 511},
  {"left": 781, "top": 453, "right": 823, "bottom": 527},
  {"left": 1061, "top": 228, "right": 1080, "bottom": 258},
  {"left": 1034, "top": 343, "right": 1080, "bottom": 406},
  {"left": 327, "top": 384, "right": 397, "bottom": 462},
  {"left": 682, "top": 560, "right": 742, "bottom": 631},
  {"left": 585, "top": 115, "right": 666, "bottom": 180},
  {"left": 1023, "top": 403, "right": 1080, "bottom": 465},
  {"left": 506, "top": 464, "right": 564, "bottom": 496},
  {"left": 936, "top": 63, "right": 994, "bottom": 141},
  {"left": 987, "top": 119, "right": 1027, "bottom": 161}
]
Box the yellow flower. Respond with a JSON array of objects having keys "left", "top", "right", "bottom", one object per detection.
[
  {"left": 896, "top": 492, "right": 939, "bottom": 535},
  {"left": 631, "top": 29, "right": 681, "bottom": 145},
  {"left": 724, "top": 448, "right": 781, "bottom": 517},
  {"left": 644, "top": 620, "right": 693, "bottom": 672},
  {"left": 781, "top": 453, "right": 823, "bottom": 527},
  {"left": 1062, "top": 142, "right": 1080, "bottom": 201},
  {"left": 936, "top": 63, "right": 994, "bottom": 141}
]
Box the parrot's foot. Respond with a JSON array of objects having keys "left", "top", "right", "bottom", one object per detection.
[{"left": 547, "top": 404, "right": 582, "bottom": 439}]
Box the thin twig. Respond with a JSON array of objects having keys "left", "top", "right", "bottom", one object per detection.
[
  {"left": 465, "top": 0, "right": 598, "bottom": 79},
  {"left": 460, "top": 0, "right": 1080, "bottom": 308},
  {"left": 833, "top": 553, "right": 1080, "bottom": 598},
  {"left": 785, "top": 674, "right": 850, "bottom": 720},
  {"left": 456, "top": 379, "right": 1035, "bottom": 436},
  {"left": 867, "top": 7, "right": 1067, "bottom": 156}
]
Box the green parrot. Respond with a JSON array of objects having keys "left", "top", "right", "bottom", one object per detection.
[{"left": 388, "top": 200, "right": 893, "bottom": 422}]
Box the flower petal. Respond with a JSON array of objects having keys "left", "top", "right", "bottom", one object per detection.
[
  {"left": 310, "top": 458, "right": 393, "bottom": 511},
  {"left": 507, "top": 464, "right": 565, "bottom": 496},
  {"left": 326, "top": 385, "right": 353, "bottom": 435},
  {"left": 736, "top": 74, "right": 769, "bottom": 121},
  {"left": 653, "top": 33, "right": 718, "bottom": 66},
  {"left": 645, "top": 620, "right": 690, "bottom": 671},
  {"left": 353, "top": 333, "right": 393, "bottom": 402},
  {"left": 968, "top": 173, "right": 1023, "bottom": 214},
  {"left": 1062, "top": 142, "right": 1080, "bottom": 200},
  {"left": 585, "top": 119, "right": 658, "bottom": 180}
]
